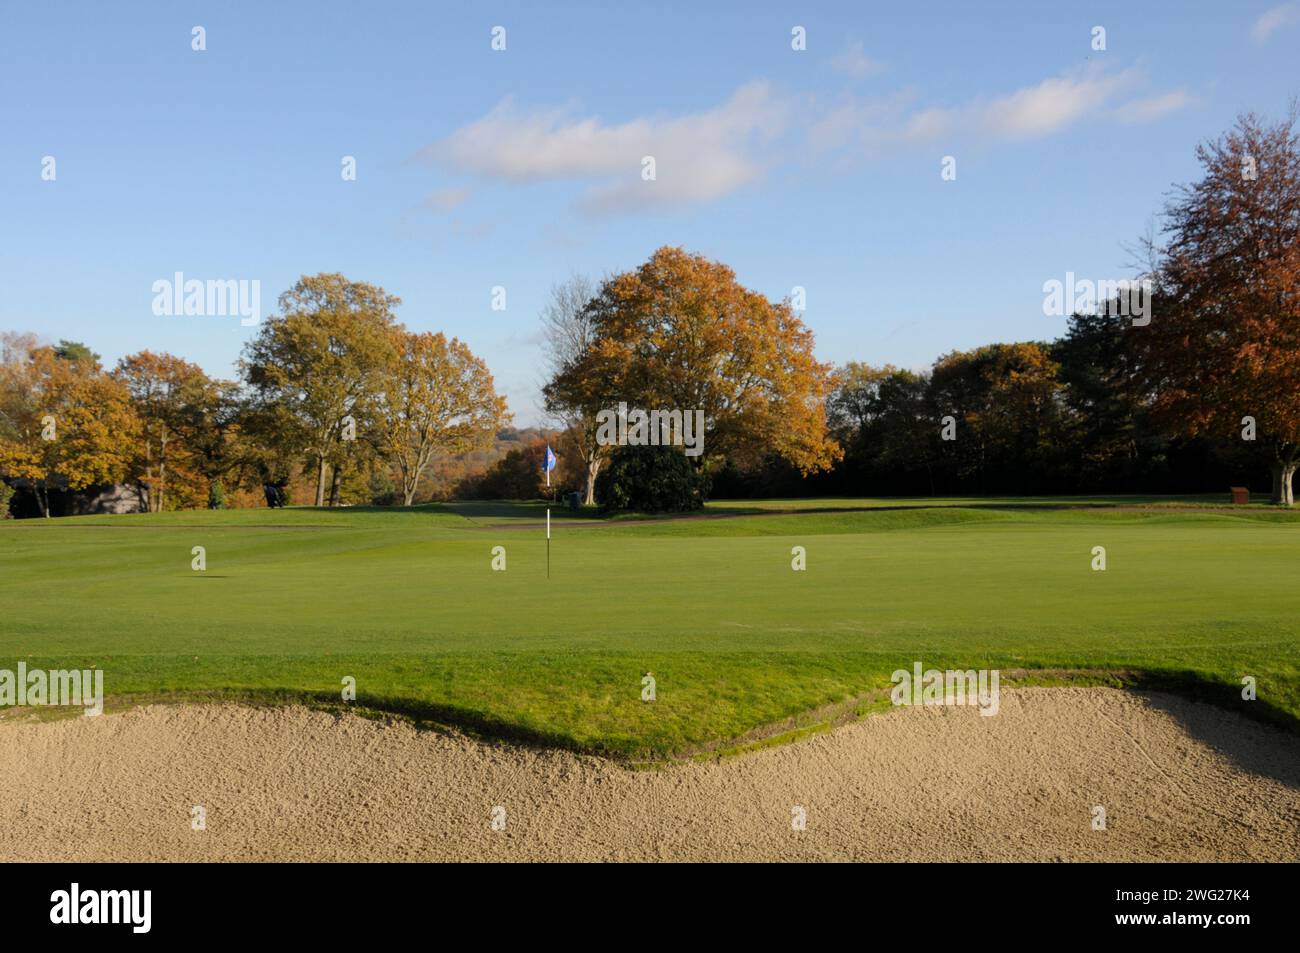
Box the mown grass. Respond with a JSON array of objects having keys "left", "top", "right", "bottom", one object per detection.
[{"left": 1, "top": 498, "right": 1297, "bottom": 758}]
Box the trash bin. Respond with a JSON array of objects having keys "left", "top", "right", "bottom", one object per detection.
[{"left": 1230, "top": 486, "right": 1250, "bottom": 504}]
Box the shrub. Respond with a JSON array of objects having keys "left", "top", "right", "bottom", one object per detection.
[
  {"left": 595, "top": 444, "right": 707, "bottom": 513},
  {"left": 369, "top": 469, "right": 399, "bottom": 506}
]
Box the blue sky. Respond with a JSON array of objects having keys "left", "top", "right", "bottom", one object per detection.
[{"left": 2, "top": 1, "right": 1297, "bottom": 424}]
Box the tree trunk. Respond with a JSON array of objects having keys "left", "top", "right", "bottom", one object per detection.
[
  {"left": 402, "top": 458, "right": 421, "bottom": 507},
  {"left": 315, "top": 456, "right": 327, "bottom": 507},
  {"left": 37, "top": 483, "right": 49, "bottom": 518},
  {"left": 329, "top": 466, "right": 342, "bottom": 507},
  {"left": 1270, "top": 461, "right": 1296, "bottom": 506},
  {"left": 584, "top": 454, "right": 600, "bottom": 506},
  {"left": 157, "top": 425, "right": 167, "bottom": 513}
]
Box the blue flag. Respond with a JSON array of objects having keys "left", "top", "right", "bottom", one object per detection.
[{"left": 543, "top": 445, "right": 557, "bottom": 473}]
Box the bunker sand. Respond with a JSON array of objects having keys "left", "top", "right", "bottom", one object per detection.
[{"left": 1, "top": 687, "right": 1296, "bottom": 861}]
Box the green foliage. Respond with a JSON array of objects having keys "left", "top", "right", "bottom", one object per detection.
[
  {"left": 368, "top": 468, "right": 399, "bottom": 506},
  {"left": 595, "top": 444, "right": 707, "bottom": 513},
  {"left": 207, "top": 480, "right": 225, "bottom": 510},
  {"left": 241, "top": 273, "right": 401, "bottom": 507},
  {"left": 0, "top": 479, "right": 13, "bottom": 517},
  {"left": 53, "top": 340, "right": 101, "bottom": 367}
]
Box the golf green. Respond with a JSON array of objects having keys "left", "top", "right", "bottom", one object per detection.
[{"left": 2, "top": 498, "right": 1297, "bottom": 757}]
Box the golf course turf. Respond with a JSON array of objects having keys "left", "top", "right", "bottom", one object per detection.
[{"left": 2, "top": 497, "right": 1297, "bottom": 759}]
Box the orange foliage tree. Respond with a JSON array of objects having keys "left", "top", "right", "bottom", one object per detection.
[
  {"left": 377, "top": 330, "right": 510, "bottom": 506},
  {"left": 1131, "top": 111, "right": 1300, "bottom": 503},
  {"left": 115, "top": 350, "right": 215, "bottom": 511},
  {"left": 0, "top": 344, "right": 140, "bottom": 516},
  {"left": 546, "top": 247, "right": 840, "bottom": 478}
]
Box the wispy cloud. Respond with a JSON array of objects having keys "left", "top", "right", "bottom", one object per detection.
[
  {"left": 1113, "top": 90, "right": 1195, "bottom": 125},
  {"left": 1252, "top": 2, "right": 1300, "bottom": 42},
  {"left": 904, "top": 66, "right": 1144, "bottom": 142},
  {"left": 421, "top": 187, "right": 470, "bottom": 214},
  {"left": 811, "top": 65, "right": 1186, "bottom": 156},
  {"left": 417, "top": 81, "right": 788, "bottom": 215},
  {"left": 417, "top": 64, "right": 1188, "bottom": 216},
  {"left": 830, "top": 40, "right": 884, "bottom": 79}
]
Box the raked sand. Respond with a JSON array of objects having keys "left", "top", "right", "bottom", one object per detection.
[{"left": 1, "top": 687, "right": 1297, "bottom": 862}]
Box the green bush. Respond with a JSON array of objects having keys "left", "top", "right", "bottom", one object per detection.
[
  {"left": 595, "top": 444, "right": 707, "bottom": 513},
  {"left": 369, "top": 469, "right": 400, "bottom": 506},
  {"left": 0, "top": 480, "right": 13, "bottom": 518}
]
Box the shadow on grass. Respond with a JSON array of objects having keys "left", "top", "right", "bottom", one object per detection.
[
  {"left": 294, "top": 503, "right": 456, "bottom": 517},
  {"left": 95, "top": 687, "right": 595, "bottom": 756},
  {"left": 70, "top": 666, "right": 1300, "bottom": 773}
]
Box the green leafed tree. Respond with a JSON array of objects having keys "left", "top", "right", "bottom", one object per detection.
[{"left": 241, "top": 274, "right": 400, "bottom": 506}]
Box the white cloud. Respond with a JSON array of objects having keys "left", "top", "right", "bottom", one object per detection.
[
  {"left": 419, "top": 81, "right": 788, "bottom": 215},
  {"left": 904, "top": 66, "right": 1144, "bottom": 142},
  {"left": 421, "top": 187, "right": 470, "bottom": 213},
  {"left": 830, "top": 40, "right": 884, "bottom": 79},
  {"left": 805, "top": 89, "right": 918, "bottom": 154},
  {"left": 1252, "top": 3, "right": 1300, "bottom": 42},
  {"left": 418, "top": 65, "right": 1187, "bottom": 215},
  {"left": 1112, "top": 90, "right": 1195, "bottom": 124},
  {"left": 811, "top": 65, "right": 1181, "bottom": 155}
]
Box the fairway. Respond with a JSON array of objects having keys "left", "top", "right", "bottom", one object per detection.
[{"left": 2, "top": 499, "right": 1298, "bottom": 757}]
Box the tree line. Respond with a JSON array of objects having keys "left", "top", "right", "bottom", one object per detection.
[
  {"left": 0, "top": 274, "right": 509, "bottom": 516},
  {"left": 540, "top": 109, "right": 1300, "bottom": 507},
  {"left": 1, "top": 109, "right": 1296, "bottom": 514}
]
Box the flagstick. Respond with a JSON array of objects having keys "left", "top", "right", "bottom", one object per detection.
[{"left": 546, "top": 508, "right": 551, "bottom": 579}]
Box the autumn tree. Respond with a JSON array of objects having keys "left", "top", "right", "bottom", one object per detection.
[
  {"left": 173, "top": 375, "right": 252, "bottom": 507},
  {"left": 377, "top": 330, "right": 509, "bottom": 506},
  {"left": 1131, "top": 110, "right": 1300, "bottom": 503},
  {"left": 929, "top": 343, "right": 1070, "bottom": 494},
  {"left": 0, "top": 343, "right": 140, "bottom": 516},
  {"left": 115, "top": 351, "right": 215, "bottom": 511},
  {"left": 457, "top": 436, "right": 550, "bottom": 500},
  {"left": 546, "top": 247, "right": 841, "bottom": 477},
  {"left": 241, "top": 274, "right": 399, "bottom": 506}
]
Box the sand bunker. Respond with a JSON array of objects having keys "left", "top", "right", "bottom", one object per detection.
[{"left": 1, "top": 687, "right": 1296, "bottom": 861}]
